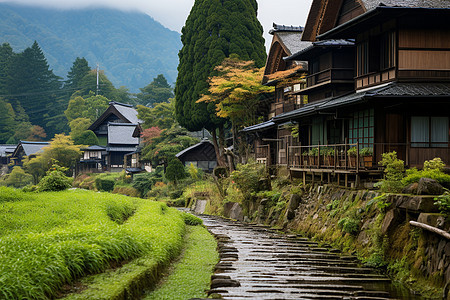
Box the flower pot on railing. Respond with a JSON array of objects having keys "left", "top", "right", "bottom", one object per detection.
[
  {"left": 347, "top": 147, "right": 358, "bottom": 168},
  {"left": 321, "top": 147, "right": 335, "bottom": 167},
  {"left": 360, "top": 147, "right": 373, "bottom": 168},
  {"left": 308, "top": 148, "right": 319, "bottom": 166}
]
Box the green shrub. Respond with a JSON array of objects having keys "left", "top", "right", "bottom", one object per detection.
[
  {"left": 132, "top": 175, "right": 154, "bottom": 197},
  {"left": 181, "top": 212, "right": 203, "bottom": 226},
  {"left": 337, "top": 217, "right": 359, "bottom": 235},
  {"left": 378, "top": 151, "right": 405, "bottom": 193},
  {"left": 165, "top": 158, "right": 187, "bottom": 185},
  {"left": 402, "top": 169, "right": 450, "bottom": 188},
  {"left": 95, "top": 177, "right": 115, "bottom": 192},
  {"left": 4, "top": 166, "right": 33, "bottom": 188},
  {"left": 230, "top": 160, "right": 268, "bottom": 197},
  {"left": 37, "top": 166, "right": 72, "bottom": 192},
  {"left": 434, "top": 192, "right": 450, "bottom": 218},
  {"left": 402, "top": 157, "right": 450, "bottom": 188},
  {"left": 423, "top": 157, "right": 445, "bottom": 171}
]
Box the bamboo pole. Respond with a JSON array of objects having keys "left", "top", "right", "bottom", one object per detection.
[{"left": 409, "top": 221, "right": 450, "bottom": 240}]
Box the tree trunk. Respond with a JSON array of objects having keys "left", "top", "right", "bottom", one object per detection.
[{"left": 211, "top": 128, "right": 227, "bottom": 167}]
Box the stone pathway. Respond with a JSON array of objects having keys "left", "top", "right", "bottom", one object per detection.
[{"left": 199, "top": 214, "right": 422, "bottom": 300}]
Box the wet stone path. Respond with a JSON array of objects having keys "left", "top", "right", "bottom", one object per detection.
[{"left": 199, "top": 214, "right": 421, "bottom": 300}]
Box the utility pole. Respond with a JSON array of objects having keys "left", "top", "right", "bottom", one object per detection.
[{"left": 96, "top": 63, "right": 99, "bottom": 96}]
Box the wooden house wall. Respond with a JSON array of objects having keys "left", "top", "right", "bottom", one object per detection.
[
  {"left": 336, "top": 0, "right": 365, "bottom": 26},
  {"left": 398, "top": 29, "right": 450, "bottom": 80}
]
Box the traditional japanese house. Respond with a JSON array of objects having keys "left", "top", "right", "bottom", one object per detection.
[
  {"left": 176, "top": 139, "right": 217, "bottom": 172},
  {"left": 0, "top": 144, "right": 16, "bottom": 175},
  {"left": 243, "top": 24, "right": 311, "bottom": 166},
  {"left": 77, "top": 145, "right": 107, "bottom": 174},
  {"left": 246, "top": 0, "right": 450, "bottom": 186},
  {"left": 10, "top": 141, "right": 49, "bottom": 167},
  {"left": 77, "top": 102, "right": 142, "bottom": 173}
]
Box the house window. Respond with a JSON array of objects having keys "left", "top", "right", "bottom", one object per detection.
[
  {"left": 348, "top": 109, "right": 374, "bottom": 148},
  {"left": 276, "top": 88, "right": 284, "bottom": 102},
  {"left": 357, "top": 41, "right": 369, "bottom": 76},
  {"left": 411, "top": 116, "right": 449, "bottom": 148},
  {"left": 381, "top": 31, "right": 396, "bottom": 70}
]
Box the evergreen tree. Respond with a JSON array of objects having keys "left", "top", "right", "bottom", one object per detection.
[
  {"left": 136, "top": 74, "right": 174, "bottom": 107},
  {"left": 175, "top": 0, "right": 266, "bottom": 132},
  {"left": 5, "top": 41, "right": 62, "bottom": 131},
  {"left": 0, "top": 43, "right": 13, "bottom": 96},
  {"left": 0, "top": 98, "right": 15, "bottom": 143},
  {"left": 65, "top": 57, "right": 91, "bottom": 92}
]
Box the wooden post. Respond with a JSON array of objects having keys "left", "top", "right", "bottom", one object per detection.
[
  {"left": 355, "top": 174, "right": 360, "bottom": 188},
  {"left": 337, "top": 173, "right": 340, "bottom": 186},
  {"left": 345, "top": 138, "right": 348, "bottom": 170},
  {"left": 317, "top": 144, "right": 320, "bottom": 168},
  {"left": 303, "top": 171, "right": 306, "bottom": 186},
  {"left": 320, "top": 172, "right": 324, "bottom": 183},
  {"left": 345, "top": 173, "right": 348, "bottom": 188},
  {"left": 328, "top": 173, "right": 331, "bottom": 184},
  {"left": 356, "top": 141, "right": 360, "bottom": 173}
]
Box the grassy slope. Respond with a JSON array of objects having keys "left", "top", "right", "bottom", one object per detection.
[
  {"left": 0, "top": 187, "right": 185, "bottom": 299},
  {"left": 144, "top": 225, "right": 218, "bottom": 300}
]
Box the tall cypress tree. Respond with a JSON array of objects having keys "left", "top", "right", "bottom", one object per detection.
[{"left": 175, "top": 0, "right": 266, "bottom": 133}]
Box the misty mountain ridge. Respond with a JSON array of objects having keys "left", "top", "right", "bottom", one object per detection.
[{"left": 0, "top": 3, "right": 181, "bottom": 92}]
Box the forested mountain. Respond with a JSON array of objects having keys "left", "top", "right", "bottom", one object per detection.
[{"left": 0, "top": 3, "right": 181, "bottom": 92}]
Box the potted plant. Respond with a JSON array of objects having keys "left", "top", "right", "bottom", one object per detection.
[
  {"left": 347, "top": 147, "right": 358, "bottom": 168},
  {"left": 308, "top": 147, "right": 319, "bottom": 166},
  {"left": 360, "top": 147, "right": 373, "bottom": 168},
  {"left": 321, "top": 147, "right": 335, "bottom": 166}
]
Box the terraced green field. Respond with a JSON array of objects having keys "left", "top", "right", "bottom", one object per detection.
[{"left": 0, "top": 187, "right": 186, "bottom": 299}]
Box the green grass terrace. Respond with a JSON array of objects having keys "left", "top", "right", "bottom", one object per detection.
[{"left": 0, "top": 187, "right": 188, "bottom": 299}]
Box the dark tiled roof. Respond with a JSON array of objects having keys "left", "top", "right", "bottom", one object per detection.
[
  {"left": 107, "top": 123, "right": 139, "bottom": 145},
  {"left": 0, "top": 144, "right": 16, "bottom": 157},
  {"left": 269, "top": 23, "right": 304, "bottom": 34},
  {"left": 368, "top": 82, "right": 450, "bottom": 96},
  {"left": 176, "top": 139, "right": 213, "bottom": 159},
  {"left": 111, "top": 102, "right": 141, "bottom": 124},
  {"left": 362, "top": 0, "right": 450, "bottom": 10},
  {"left": 241, "top": 120, "right": 276, "bottom": 133},
  {"left": 106, "top": 146, "right": 138, "bottom": 152},
  {"left": 82, "top": 145, "right": 106, "bottom": 151},
  {"left": 273, "top": 99, "right": 329, "bottom": 122},
  {"left": 126, "top": 167, "right": 145, "bottom": 173},
  {"left": 285, "top": 39, "right": 354, "bottom": 61},
  {"left": 19, "top": 141, "right": 50, "bottom": 156}
]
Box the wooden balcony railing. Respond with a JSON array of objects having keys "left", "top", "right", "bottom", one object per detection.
[
  {"left": 288, "top": 143, "right": 371, "bottom": 171},
  {"left": 253, "top": 141, "right": 450, "bottom": 171},
  {"left": 306, "top": 68, "right": 354, "bottom": 87}
]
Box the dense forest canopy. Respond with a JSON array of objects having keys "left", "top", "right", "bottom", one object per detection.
[{"left": 0, "top": 41, "right": 174, "bottom": 144}]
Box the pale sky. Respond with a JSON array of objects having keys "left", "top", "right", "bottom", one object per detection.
[{"left": 0, "top": 0, "right": 313, "bottom": 51}]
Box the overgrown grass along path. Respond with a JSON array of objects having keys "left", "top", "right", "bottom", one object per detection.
[
  {"left": 0, "top": 187, "right": 186, "bottom": 299},
  {"left": 144, "top": 225, "right": 218, "bottom": 300}
]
